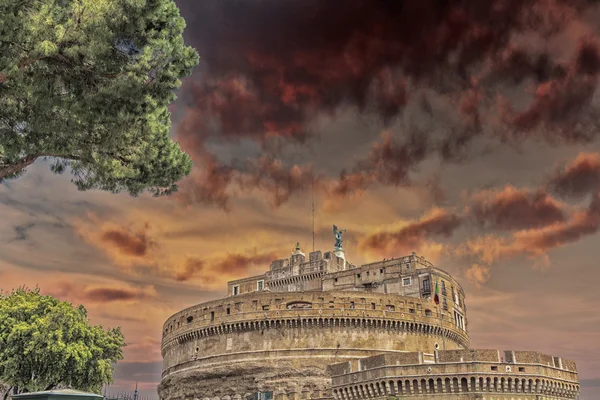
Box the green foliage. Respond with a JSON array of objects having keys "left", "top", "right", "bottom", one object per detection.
[
  {"left": 0, "top": 287, "right": 126, "bottom": 394},
  {"left": 0, "top": 0, "right": 198, "bottom": 196}
]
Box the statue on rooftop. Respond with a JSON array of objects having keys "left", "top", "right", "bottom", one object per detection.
[{"left": 333, "top": 225, "right": 346, "bottom": 251}]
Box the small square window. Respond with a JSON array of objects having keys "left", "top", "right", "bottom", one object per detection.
[
  {"left": 349, "top": 301, "right": 355, "bottom": 309},
  {"left": 402, "top": 277, "right": 412, "bottom": 286},
  {"left": 491, "top": 366, "right": 498, "bottom": 371},
  {"left": 409, "top": 308, "right": 415, "bottom": 314},
  {"left": 519, "top": 367, "right": 525, "bottom": 372},
  {"left": 262, "top": 305, "right": 270, "bottom": 311},
  {"left": 357, "top": 274, "right": 361, "bottom": 278}
]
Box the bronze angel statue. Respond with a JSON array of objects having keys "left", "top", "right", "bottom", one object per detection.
[{"left": 333, "top": 225, "right": 346, "bottom": 250}]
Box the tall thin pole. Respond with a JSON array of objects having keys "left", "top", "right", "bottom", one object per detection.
[
  {"left": 437, "top": 275, "right": 446, "bottom": 350},
  {"left": 312, "top": 177, "right": 315, "bottom": 252}
]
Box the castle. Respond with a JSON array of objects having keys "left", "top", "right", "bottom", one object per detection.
[{"left": 158, "top": 228, "right": 580, "bottom": 400}]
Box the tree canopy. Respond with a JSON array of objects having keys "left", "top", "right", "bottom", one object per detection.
[
  {"left": 0, "top": 0, "right": 199, "bottom": 196},
  {"left": 0, "top": 287, "right": 126, "bottom": 398}
]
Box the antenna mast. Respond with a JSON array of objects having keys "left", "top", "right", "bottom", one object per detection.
[{"left": 312, "top": 178, "right": 315, "bottom": 252}]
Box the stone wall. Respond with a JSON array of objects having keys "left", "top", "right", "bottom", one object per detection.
[{"left": 159, "top": 290, "right": 470, "bottom": 400}]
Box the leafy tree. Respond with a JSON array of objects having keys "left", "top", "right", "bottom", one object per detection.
[
  {"left": 0, "top": 0, "right": 198, "bottom": 196},
  {"left": 0, "top": 287, "right": 126, "bottom": 399}
]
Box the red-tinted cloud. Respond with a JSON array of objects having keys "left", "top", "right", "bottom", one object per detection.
[
  {"left": 100, "top": 226, "right": 154, "bottom": 257},
  {"left": 548, "top": 152, "right": 600, "bottom": 198},
  {"left": 47, "top": 282, "right": 156, "bottom": 304},
  {"left": 359, "top": 207, "right": 462, "bottom": 252},
  {"left": 513, "top": 193, "right": 600, "bottom": 254},
  {"left": 470, "top": 185, "right": 568, "bottom": 231},
  {"left": 171, "top": 0, "right": 600, "bottom": 209}
]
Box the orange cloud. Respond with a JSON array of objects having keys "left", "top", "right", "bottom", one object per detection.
[
  {"left": 358, "top": 207, "right": 462, "bottom": 253},
  {"left": 75, "top": 213, "right": 278, "bottom": 287},
  {"left": 465, "top": 264, "right": 491, "bottom": 287},
  {"left": 455, "top": 192, "right": 600, "bottom": 265},
  {"left": 469, "top": 185, "right": 568, "bottom": 230},
  {"left": 548, "top": 152, "right": 600, "bottom": 198}
]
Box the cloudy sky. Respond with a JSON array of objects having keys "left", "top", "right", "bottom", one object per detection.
[{"left": 2, "top": 0, "right": 600, "bottom": 398}]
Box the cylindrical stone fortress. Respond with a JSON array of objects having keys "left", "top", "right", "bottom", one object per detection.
[{"left": 159, "top": 247, "right": 470, "bottom": 400}]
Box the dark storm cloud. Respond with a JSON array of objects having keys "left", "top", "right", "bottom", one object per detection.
[{"left": 172, "top": 0, "right": 600, "bottom": 207}]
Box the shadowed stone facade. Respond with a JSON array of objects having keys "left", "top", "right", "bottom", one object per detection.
[{"left": 158, "top": 246, "right": 579, "bottom": 400}]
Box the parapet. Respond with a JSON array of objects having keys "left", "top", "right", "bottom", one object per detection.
[{"left": 330, "top": 349, "right": 579, "bottom": 399}]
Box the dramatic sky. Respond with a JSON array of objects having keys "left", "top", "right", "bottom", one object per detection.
[{"left": 2, "top": 0, "right": 600, "bottom": 398}]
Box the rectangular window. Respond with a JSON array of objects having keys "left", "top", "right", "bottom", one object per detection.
[
  {"left": 386, "top": 305, "right": 395, "bottom": 311},
  {"left": 425, "top": 309, "right": 432, "bottom": 316},
  {"left": 357, "top": 273, "right": 361, "bottom": 278},
  {"left": 262, "top": 305, "right": 270, "bottom": 311},
  {"left": 234, "top": 302, "right": 241, "bottom": 312},
  {"left": 226, "top": 307, "right": 231, "bottom": 315},
  {"left": 233, "top": 285, "right": 240, "bottom": 296},
  {"left": 409, "top": 308, "right": 415, "bottom": 314},
  {"left": 380, "top": 268, "right": 384, "bottom": 274},
  {"left": 210, "top": 311, "right": 215, "bottom": 322},
  {"left": 423, "top": 278, "right": 431, "bottom": 294},
  {"left": 443, "top": 298, "right": 448, "bottom": 311},
  {"left": 519, "top": 367, "right": 525, "bottom": 372},
  {"left": 402, "top": 277, "right": 412, "bottom": 286},
  {"left": 334, "top": 278, "right": 338, "bottom": 282},
  {"left": 349, "top": 301, "right": 355, "bottom": 309},
  {"left": 441, "top": 281, "right": 446, "bottom": 296},
  {"left": 371, "top": 302, "right": 376, "bottom": 310},
  {"left": 252, "top": 300, "right": 258, "bottom": 310},
  {"left": 257, "top": 280, "right": 264, "bottom": 291},
  {"left": 491, "top": 366, "right": 498, "bottom": 371}
]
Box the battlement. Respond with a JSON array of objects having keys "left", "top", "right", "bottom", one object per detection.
[{"left": 330, "top": 349, "right": 579, "bottom": 399}]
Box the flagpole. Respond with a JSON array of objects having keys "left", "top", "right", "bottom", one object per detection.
[{"left": 437, "top": 275, "right": 446, "bottom": 350}]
